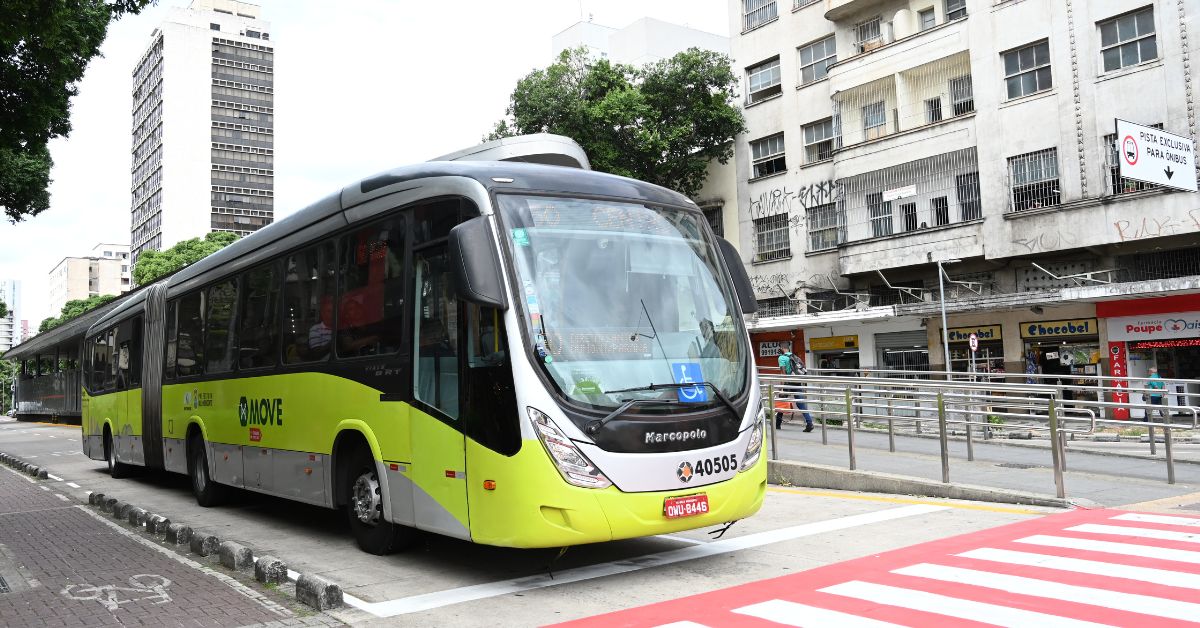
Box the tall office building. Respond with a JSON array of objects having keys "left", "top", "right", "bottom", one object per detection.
[
  {"left": 0, "top": 280, "right": 21, "bottom": 352},
  {"left": 131, "top": 0, "right": 275, "bottom": 264}
]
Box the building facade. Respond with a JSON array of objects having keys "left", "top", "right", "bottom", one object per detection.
[
  {"left": 47, "top": 243, "right": 132, "bottom": 316},
  {"left": 131, "top": 0, "right": 274, "bottom": 263},
  {"left": 0, "top": 280, "right": 21, "bottom": 352},
  {"left": 729, "top": 0, "right": 1200, "bottom": 397}
]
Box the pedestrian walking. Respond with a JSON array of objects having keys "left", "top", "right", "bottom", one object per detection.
[
  {"left": 776, "top": 349, "right": 815, "bottom": 432},
  {"left": 1146, "top": 367, "right": 1168, "bottom": 422}
]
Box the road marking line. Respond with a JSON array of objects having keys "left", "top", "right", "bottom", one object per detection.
[
  {"left": 767, "top": 487, "right": 1048, "bottom": 515},
  {"left": 1017, "top": 534, "right": 1200, "bottom": 564},
  {"left": 66, "top": 482, "right": 80, "bottom": 489},
  {"left": 1111, "top": 512, "right": 1200, "bottom": 527},
  {"left": 47, "top": 474, "right": 63, "bottom": 481},
  {"left": 655, "top": 534, "right": 705, "bottom": 545},
  {"left": 821, "top": 580, "right": 1113, "bottom": 628},
  {"left": 1068, "top": 523, "right": 1200, "bottom": 544},
  {"left": 732, "top": 599, "right": 905, "bottom": 627},
  {"left": 54, "top": 494, "right": 69, "bottom": 502},
  {"left": 342, "top": 504, "right": 949, "bottom": 618},
  {"left": 896, "top": 562, "right": 1200, "bottom": 621},
  {"left": 40, "top": 486, "right": 50, "bottom": 492},
  {"left": 958, "top": 547, "right": 1200, "bottom": 589}
]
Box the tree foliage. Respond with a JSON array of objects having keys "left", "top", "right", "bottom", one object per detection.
[
  {"left": 0, "top": 358, "right": 16, "bottom": 413},
  {"left": 1, "top": 0, "right": 154, "bottom": 222},
  {"left": 488, "top": 47, "right": 745, "bottom": 198},
  {"left": 132, "top": 231, "right": 240, "bottom": 285},
  {"left": 0, "top": 297, "right": 7, "bottom": 319},
  {"left": 38, "top": 293, "right": 116, "bottom": 332}
]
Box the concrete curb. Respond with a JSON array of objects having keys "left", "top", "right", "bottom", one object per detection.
[
  {"left": 295, "top": 573, "right": 343, "bottom": 611},
  {"left": 768, "top": 459, "right": 1078, "bottom": 509}
]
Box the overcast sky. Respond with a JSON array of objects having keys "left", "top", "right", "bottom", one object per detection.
[{"left": 0, "top": 0, "right": 728, "bottom": 325}]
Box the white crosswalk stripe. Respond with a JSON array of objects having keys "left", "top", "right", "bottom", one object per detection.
[
  {"left": 1067, "top": 523, "right": 1200, "bottom": 544},
  {"left": 732, "top": 599, "right": 905, "bottom": 628},
  {"left": 1111, "top": 512, "right": 1200, "bottom": 527},
  {"left": 821, "top": 581, "right": 1114, "bottom": 628},
  {"left": 1016, "top": 533, "right": 1200, "bottom": 564},
  {"left": 893, "top": 562, "right": 1200, "bottom": 622},
  {"left": 958, "top": 547, "right": 1200, "bottom": 589}
]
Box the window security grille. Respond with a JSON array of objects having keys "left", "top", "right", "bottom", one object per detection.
[
  {"left": 803, "top": 118, "right": 837, "bottom": 162},
  {"left": 1008, "top": 148, "right": 1060, "bottom": 211},
  {"left": 756, "top": 296, "right": 796, "bottom": 318},
  {"left": 855, "top": 17, "right": 885, "bottom": 54},
  {"left": 807, "top": 203, "right": 843, "bottom": 252},
  {"left": 743, "top": 0, "right": 778, "bottom": 31},
  {"left": 753, "top": 213, "right": 791, "bottom": 262},
  {"left": 868, "top": 192, "right": 893, "bottom": 237}
]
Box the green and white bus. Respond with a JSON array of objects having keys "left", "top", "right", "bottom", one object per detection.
[{"left": 82, "top": 144, "right": 765, "bottom": 553}]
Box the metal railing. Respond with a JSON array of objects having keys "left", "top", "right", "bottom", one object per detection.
[{"left": 761, "top": 368, "right": 1200, "bottom": 497}]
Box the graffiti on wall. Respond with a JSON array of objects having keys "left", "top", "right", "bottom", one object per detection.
[
  {"left": 1112, "top": 209, "right": 1200, "bottom": 242},
  {"left": 1010, "top": 230, "right": 1078, "bottom": 253},
  {"left": 748, "top": 182, "right": 842, "bottom": 224}
]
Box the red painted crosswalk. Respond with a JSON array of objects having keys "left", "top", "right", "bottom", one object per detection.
[{"left": 553, "top": 508, "right": 1200, "bottom": 627}]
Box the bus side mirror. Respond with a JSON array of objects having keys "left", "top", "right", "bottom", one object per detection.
[
  {"left": 716, "top": 236, "right": 757, "bottom": 315},
  {"left": 449, "top": 217, "right": 509, "bottom": 310}
]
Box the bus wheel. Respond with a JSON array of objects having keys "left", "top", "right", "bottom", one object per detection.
[
  {"left": 344, "top": 447, "right": 413, "bottom": 555},
  {"left": 187, "top": 434, "right": 227, "bottom": 507},
  {"left": 105, "top": 431, "right": 131, "bottom": 479}
]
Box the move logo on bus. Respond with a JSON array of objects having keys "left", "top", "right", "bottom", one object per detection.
[{"left": 238, "top": 396, "right": 284, "bottom": 428}]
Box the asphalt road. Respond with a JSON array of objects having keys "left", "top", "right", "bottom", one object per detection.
[{"left": 0, "top": 417, "right": 1065, "bottom": 626}]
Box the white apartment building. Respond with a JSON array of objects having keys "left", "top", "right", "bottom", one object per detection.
[
  {"left": 0, "top": 280, "right": 21, "bottom": 353},
  {"left": 131, "top": 0, "right": 275, "bottom": 263},
  {"left": 731, "top": 0, "right": 1200, "bottom": 399},
  {"left": 47, "top": 243, "right": 132, "bottom": 316}
]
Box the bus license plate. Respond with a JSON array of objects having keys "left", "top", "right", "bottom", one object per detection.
[{"left": 664, "top": 494, "right": 709, "bottom": 519}]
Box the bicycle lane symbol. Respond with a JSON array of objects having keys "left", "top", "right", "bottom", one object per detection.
[{"left": 61, "top": 574, "right": 172, "bottom": 612}]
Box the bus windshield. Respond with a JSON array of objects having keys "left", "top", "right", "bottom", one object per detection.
[{"left": 497, "top": 194, "right": 748, "bottom": 410}]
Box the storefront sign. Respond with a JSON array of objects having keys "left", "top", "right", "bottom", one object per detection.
[
  {"left": 1107, "top": 313, "right": 1200, "bottom": 341},
  {"left": 1020, "top": 318, "right": 1098, "bottom": 339},
  {"left": 947, "top": 325, "right": 1001, "bottom": 343},
  {"left": 758, "top": 341, "right": 791, "bottom": 357},
  {"left": 1109, "top": 342, "right": 1129, "bottom": 420},
  {"left": 810, "top": 335, "right": 858, "bottom": 351}
]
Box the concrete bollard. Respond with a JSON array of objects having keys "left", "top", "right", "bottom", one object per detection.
[
  {"left": 126, "top": 507, "right": 147, "bottom": 527},
  {"left": 111, "top": 502, "right": 130, "bottom": 519},
  {"left": 190, "top": 533, "right": 220, "bottom": 557},
  {"left": 36, "top": 468, "right": 47, "bottom": 480},
  {"left": 88, "top": 492, "right": 103, "bottom": 506},
  {"left": 101, "top": 497, "right": 117, "bottom": 513},
  {"left": 165, "top": 523, "right": 192, "bottom": 546},
  {"left": 147, "top": 515, "right": 171, "bottom": 536},
  {"left": 218, "top": 541, "right": 254, "bottom": 571},
  {"left": 295, "top": 573, "right": 343, "bottom": 611},
  {"left": 254, "top": 556, "right": 288, "bottom": 585}
]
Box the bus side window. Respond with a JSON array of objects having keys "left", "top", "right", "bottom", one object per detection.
[
  {"left": 238, "top": 261, "right": 281, "bottom": 369},
  {"left": 105, "top": 328, "right": 118, "bottom": 391},
  {"left": 413, "top": 248, "right": 459, "bottom": 420},
  {"left": 337, "top": 215, "right": 405, "bottom": 358},
  {"left": 282, "top": 241, "right": 336, "bottom": 364},
  {"left": 176, "top": 291, "right": 206, "bottom": 377},
  {"left": 464, "top": 305, "right": 519, "bottom": 456},
  {"left": 130, "top": 316, "right": 143, "bottom": 388},
  {"left": 205, "top": 280, "right": 239, "bottom": 374},
  {"left": 165, "top": 301, "right": 178, "bottom": 380}
]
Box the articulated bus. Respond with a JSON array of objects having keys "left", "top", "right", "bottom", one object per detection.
[{"left": 82, "top": 144, "right": 765, "bottom": 553}]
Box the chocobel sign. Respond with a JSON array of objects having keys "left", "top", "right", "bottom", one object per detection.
[
  {"left": 1020, "top": 318, "right": 1098, "bottom": 338},
  {"left": 1108, "top": 314, "right": 1200, "bottom": 341},
  {"left": 1115, "top": 119, "right": 1198, "bottom": 192}
]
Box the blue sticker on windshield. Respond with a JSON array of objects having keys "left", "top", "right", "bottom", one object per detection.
[
  {"left": 671, "top": 362, "right": 708, "bottom": 403},
  {"left": 511, "top": 228, "right": 530, "bottom": 247}
]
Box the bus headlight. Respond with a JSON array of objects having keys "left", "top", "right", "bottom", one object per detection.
[
  {"left": 528, "top": 407, "right": 612, "bottom": 489},
  {"left": 740, "top": 403, "right": 764, "bottom": 472}
]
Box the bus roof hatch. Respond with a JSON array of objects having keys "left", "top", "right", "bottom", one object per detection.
[{"left": 430, "top": 133, "right": 590, "bottom": 170}]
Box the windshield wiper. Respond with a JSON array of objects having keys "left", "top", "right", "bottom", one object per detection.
[{"left": 587, "top": 382, "right": 739, "bottom": 435}]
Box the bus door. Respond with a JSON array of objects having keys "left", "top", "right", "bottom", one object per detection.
[{"left": 410, "top": 232, "right": 470, "bottom": 539}]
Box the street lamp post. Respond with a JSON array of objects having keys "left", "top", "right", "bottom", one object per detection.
[{"left": 937, "top": 258, "right": 961, "bottom": 378}]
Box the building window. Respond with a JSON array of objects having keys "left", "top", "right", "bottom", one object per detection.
[
  {"left": 862, "top": 101, "right": 887, "bottom": 140},
  {"left": 919, "top": 8, "right": 936, "bottom": 30},
  {"left": 802, "top": 118, "right": 837, "bottom": 162},
  {"left": 210, "top": 23, "right": 221, "bottom": 31},
  {"left": 900, "top": 202, "right": 918, "bottom": 231},
  {"left": 753, "top": 213, "right": 791, "bottom": 262},
  {"left": 1105, "top": 125, "right": 1161, "bottom": 194},
  {"left": 756, "top": 296, "right": 795, "bottom": 317},
  {"left": 1008, "top": 148, "right": 1060, "bottom": 211},
  {"left": 1100, "top": 7, "right": 1156, "bottom": 73},
  {"left": 931, "top": 196, "right": 950, "bottom": 226},
  {"left": 868, "top": 193, "right": 893, "bottom": 237},
  {"left": 956, "top": 172, "right": 982, "bottom": 220},
  {"left": 946, "top": 0, "right": 967, "bottom": 21},
  {"left": 1003, "top": 41, "right": 1052, "bottom": 100},
  {"left": 925, "top": 97, "right": 943, "bottom": 123},
  {"left": 949, "top": 75, "right": 974, "bottom": 115},
  {"left": 743, "top": 0, "right": 778, "bottom": 31},
  {"left": 751, "top": 133, "right": 787, "bottom": 178},
  {"left": 747, "top": 57, "right": 782, "bottom": 104},
  {"left": 807, "top": 203, "right": 843, "bottom": 251},
  {"left": 855, "top": 17, "right": 884, "bottom": 54},
  {"left": 798, "top": 36, "right": 836, "bottom": 85},
  {"left": 700, "top": 203, "right": 724, "bottom": 237}
]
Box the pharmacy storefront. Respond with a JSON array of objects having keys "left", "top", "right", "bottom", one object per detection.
[{"left": 1101, "top": 295, "right": 1200, "bottom": 418}]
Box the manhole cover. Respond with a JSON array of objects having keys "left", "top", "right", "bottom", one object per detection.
[
  {"left": 996, "top": 462, "right": 1039, "bottom": 469},
  {"left": 0, "top": 575, "right": 10, "bottom": 594}
]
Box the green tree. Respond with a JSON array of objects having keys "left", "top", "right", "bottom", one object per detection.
[
  {"left": 0, "top": 358, "right": 16, "bottom": 413},
  {"left": 0, "top": 297, "right": 7, "bottom": 319},
  {"left": 1, "top": 0, "right": 154, "bottom": 222},
  {"left": 133, "top": 231, "right": 239, "bottom": 285},
  {"left": 488, "top": 47, "right": 745, "bottom": 198},
  {"left": 38, "top": 293, "right": 116, "bottom": 332}
]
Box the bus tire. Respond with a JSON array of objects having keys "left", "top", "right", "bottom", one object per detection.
[
  {"left": 105, "top": 430, "right": 132, "bottom": 479},
  {"left": 187, "top": 434, "right": 227, "bottom": 507},
  {"left": 343, "top": 446, "right": 414, "bottom": 555}
]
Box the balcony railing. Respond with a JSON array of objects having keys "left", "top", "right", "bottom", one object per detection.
[{"left": 743, "top": 0, "right": 778, "bottom": 31}]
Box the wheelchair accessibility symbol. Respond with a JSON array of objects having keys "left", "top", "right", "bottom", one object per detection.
[{"left": 671, "top": 362, "right": 708, "bottom": 403}]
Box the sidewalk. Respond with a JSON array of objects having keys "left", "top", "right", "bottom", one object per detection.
[
  {"left": 771, "top": 423, "right": 1200, "bottom": 507},
  {"left": 0, "top": 464, "right": 328, "bottom": 627}
]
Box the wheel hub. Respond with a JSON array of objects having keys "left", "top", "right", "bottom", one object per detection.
[{"left": 352, "top": 472, "right": 382, "bottom": 525}]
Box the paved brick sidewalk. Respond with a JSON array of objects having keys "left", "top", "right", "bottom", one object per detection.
[{"left": 0, "top": 465, "right": 335, "bottom": 627}]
